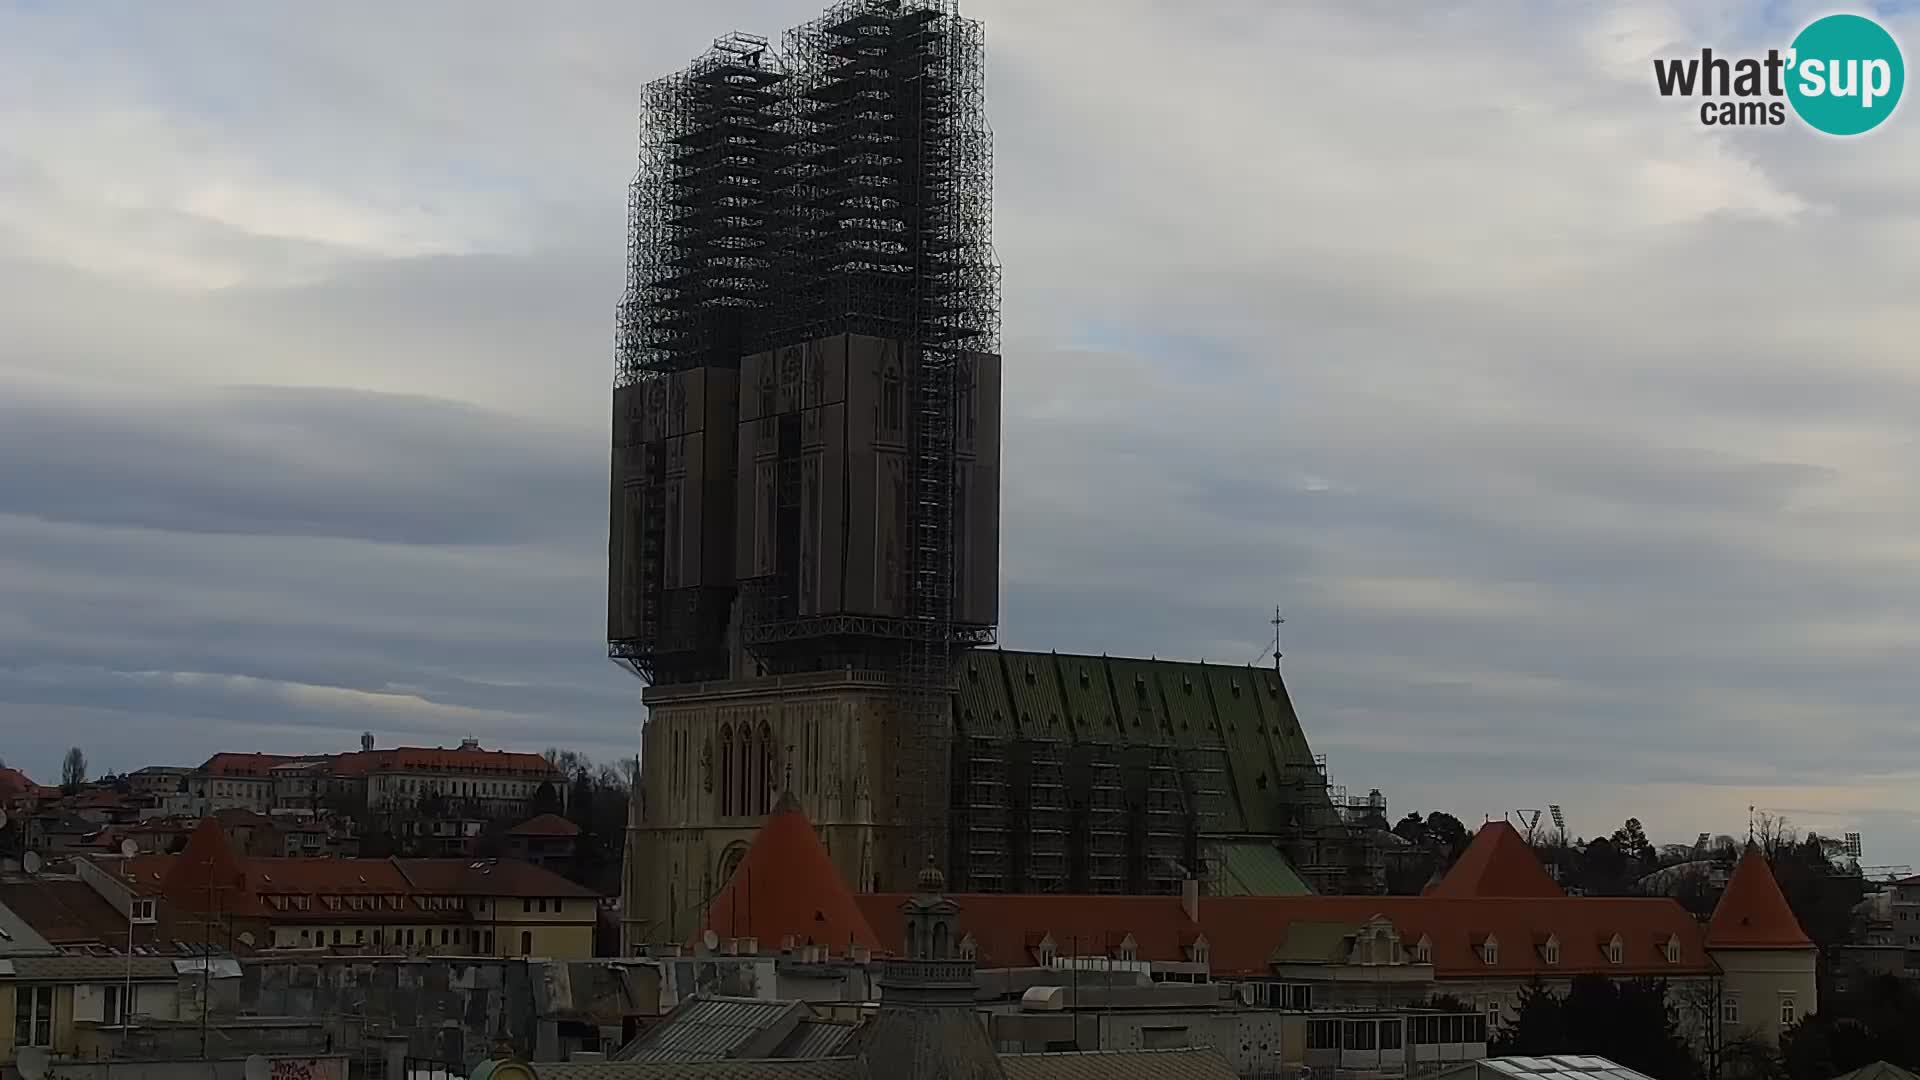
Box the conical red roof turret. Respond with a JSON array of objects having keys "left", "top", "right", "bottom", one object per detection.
[
  {"left": 695, "top": 792, "right": 881, "bottom": 953},
  {"left": 1708, "top": 846, "right": 1812, "bottom": 949},
  {"left": 1427, "top": 820, "right": 1564, "bottom": 899}
]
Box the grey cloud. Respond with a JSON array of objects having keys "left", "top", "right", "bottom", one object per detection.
[{"left": 0, "top": 377, "right": 600, "bottom": 546}]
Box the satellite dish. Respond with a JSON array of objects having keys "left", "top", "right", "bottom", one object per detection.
[
  {"left": 121, "top": 838, "right": 140, "bottom": 858},
  {"left": 702, "top": 929, "right": 719, "bottom": 951},
  {"left": 239, "top": 931, "right": 256, "bottom": 948},
  {"left": 22, "top": 851, "right": 43, "bottom": 875},
  {"left": 18, "top": 1047, "right": 48, "bottom": 1080},
  {"left": 244, "top": 1054, "right": 270, "bottom": 1080},
  {"left": 0, "top": 809, "right": 9, "bottom": 830}
]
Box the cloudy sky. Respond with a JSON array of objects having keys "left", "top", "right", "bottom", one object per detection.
[{"left": 5, "top": 1, "right": 1920, "bottom": 863}]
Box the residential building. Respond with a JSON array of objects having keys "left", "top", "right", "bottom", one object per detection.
[
  {"left": 508, "top": 815, "right": 581, "bottom": 871},
  {"left": 125, "top": 766, "right": 194, "bottom": 800},
  {"left": 88, "top": 818, "right": 600, "bottom": 959},
  {"left": 344, "top": 739, "right": 560, "bottom": 816},
  {"left": 0, "top": 892, "right": 217, "bottom": 1070}
]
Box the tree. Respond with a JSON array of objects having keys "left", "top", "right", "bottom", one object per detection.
[
  {"left": 1425, "top": 811, "right": 1468, "bottom": 855},
  {"left": 1392, "top": 812, "right": 1427, "bottom": 845},
  {"left": 61, "top": 747, "right": 88, "bottom": 790},
  {"left": 1492, "top": 976, "right": 1702, "bottom": 1080},
  {"left": 530, "top": 780, "right": 562, "bottom": 817},
  {"left": 1610, "top": 817, "right": 1656, "bottom": 868}
]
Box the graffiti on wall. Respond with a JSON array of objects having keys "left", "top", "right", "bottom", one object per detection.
[{"left": 270, "top": 1058, "right": 346, "bottom": 1080}]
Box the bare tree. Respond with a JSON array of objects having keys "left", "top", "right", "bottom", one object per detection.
[{"left": 61, "top": 747, "right": 88, "bottom": 789}]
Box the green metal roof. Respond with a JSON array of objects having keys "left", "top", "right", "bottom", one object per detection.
[
  {"left": 952, "top": 649, "right": 1328, "bottom": 840},
  {"left": 1214, "top": 840, "right": 1314, "bottom": 897}
]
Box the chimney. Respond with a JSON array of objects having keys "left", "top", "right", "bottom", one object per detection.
[{"left": 1181, "top": 877, "right": 1199, "bottom": 924}]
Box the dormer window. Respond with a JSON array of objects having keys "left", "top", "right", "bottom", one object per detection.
[
  {"left": 1414, "top": 936, "right": 1432, "bottom": 964},
  {"left": 1542, "top": 937, "right": 1560, "bottom": 966},
  {"left": 1481, "top": 936, "right": 1499, "bottom": 966},
  {"left": 1607, "top": 935, "right": 1625, "bottom": 965},
  {"left": 959, "top": 933, "right": 977, "bottom": 962},
  {"left": 1036, "top": 936, "right": 1057, "bottom": 966},
  {"left": 1665, "top": 936, "right": 1682, "bottom": 964},
  {"left": 1116, "top": 934, "right": 1138, "bottom": 963}
]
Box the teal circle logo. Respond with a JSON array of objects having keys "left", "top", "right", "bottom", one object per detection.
[{"left": 1787, "top": 14, "right": 1904, "bottom": 135}]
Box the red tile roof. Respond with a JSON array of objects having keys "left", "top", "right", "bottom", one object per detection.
[
  {"left": 508, "top": 813, "right": 581, "bottom": 837},
  {"left": 851, "top": 892, "right": 1713, "bottom": 979},
  {"left": 201, "top": 753, "right": 312, "bottom": 777},
  {"left": 393, "top": 859, "right": 598, "bottom": 900},
  {"left": 165, "top": 818, "right": 261, "bottom": 916},
  {"left": 1707, "top": 846, "right": 1813, "bottom": 949},
  {"left": 330, "top": 746, "right": 558, "bottom": 777},
  {"left": 0, "top": 766, "right": 51, "bottom": 802},
  {"left": 1426, "top": 821, "right": 1564, "bottom": 899},
  {"left": 113, "top": 843, "right": 598, "bottom": 918},
  {"left": 0, "top": 880, "right": 164, "bottom": 948},
  {"left": 695, "top": 793, "right": 880, "bottom": 952}
]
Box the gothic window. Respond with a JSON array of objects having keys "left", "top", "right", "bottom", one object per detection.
[
  {"left": 759, "top": 721, "right": 776, "bottom": 814},
  {"left": 719, "top": 724, "right": 734, "bottom": 818},
  {"left": 737, "top": 723, "right": 754, "bottom": 817}
]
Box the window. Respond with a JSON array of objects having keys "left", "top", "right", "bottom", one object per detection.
[
  {"left": 523, "top": 899, "right": 532, "bottom": 913},
  {"left": 1487, "top": 999, "right": 1502, "bottom": 1029},
  {"left": 1608, "top": 938, "right": 1624, "bottom": 965},
  {"left": 1543, "top": 939, "right": 1559, "bottom": 965},
  {"left": 1380, "top": 1020, "right": 1403, "bottom": 1051},
  {"left": 1414, "top": 937, "right": 1432, "bottom": 964},
  {"left": 300, "top": 929, "right": 311, "bottom": 943},
  {"left": 1723, "top": 995, "right": 1740, "bottom": 1025},
  {"left": 521, "top": 931, "right": 533, "bottom": 955},
  {"left": 553, "top": 900, "right": 563, "bottom": 915},
  {"left": 1781, "top": 998, "right": 1796, "bottom": 1025},
  {"left": 131, "top": 898, "right": 157, "bottom": 923},
  {"left": 1308, "top": 1020, "right": 1340, "bottom": 1050},
  {"left": 537, "top": 899, "right": 547, "bottom": 913},
  {"left": 442, "top": 929, "right": 451, "bottom": 946},
  {"left": 1343, "top": 1019, "right": 1378, "bottom": 1051},
  {"left": 103, "top": 985, "right": 125, "bottom": 1027},
  {"left": 1665, "top": 937, "right": 1682, "bottom": 964},
  {"left": 332, "top": 929, "right": 342, "bottom": 946},
  {"left": 484, "top": 930, "right": 495, "bottom": 953},
  {"left": 15, "top": 985, "right": 53, "bottom": 1047},
  {"left": 1481, "top": 938, "right": 1498, "bottom": 965}
]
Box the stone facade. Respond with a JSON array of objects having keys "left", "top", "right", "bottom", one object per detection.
[{"left": 626, "top": 669, "right": 926, "bottom": 948}]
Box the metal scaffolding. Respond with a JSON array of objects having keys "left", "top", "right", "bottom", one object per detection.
[
  {"left": 612, "top": 1, "right": 999, "bottom": 882},
  {"left": 771, "top": 0, "right": 998, "bottom": 880}
]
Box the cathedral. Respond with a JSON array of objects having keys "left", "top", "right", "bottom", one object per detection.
[{"left": 610, "top": 0, "right": 1365, "bottom": 949}]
